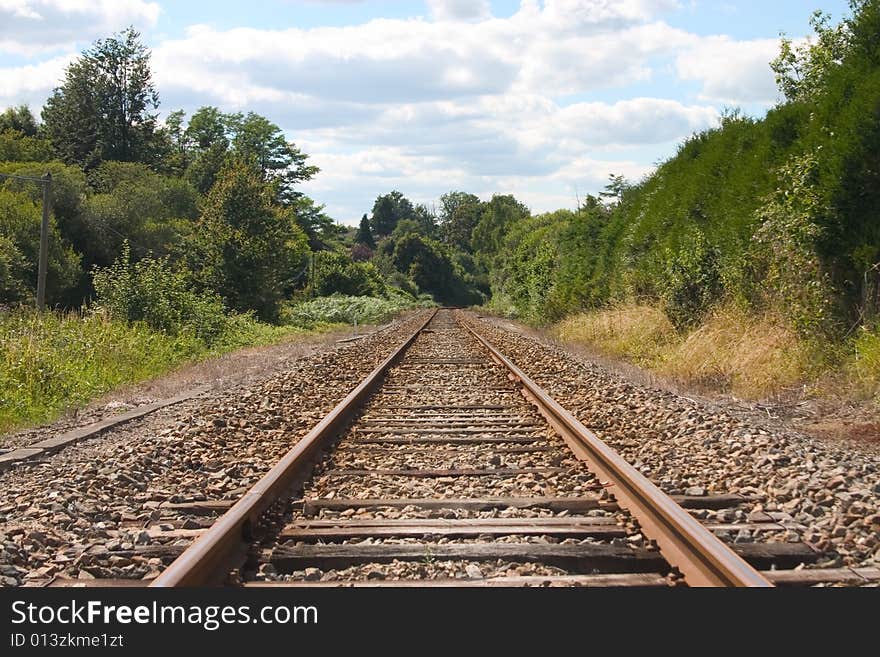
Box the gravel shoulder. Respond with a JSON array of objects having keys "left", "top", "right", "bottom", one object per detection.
[
  {"left": 483, "top": 315, "right": 880, "bottom": 456},
  {"left": 471, "top": 312, "right": 879, "bottom": 571}
]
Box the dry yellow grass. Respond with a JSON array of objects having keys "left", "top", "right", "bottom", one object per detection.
[
  {"left": 553, "top": 304, "right": 675, "bottom": 366},
  {"left": 660, "top": 307, "right": 811, "bottom": 398},
  {"left": 554, "top": 303, "right": 814, "bottom": 399}
]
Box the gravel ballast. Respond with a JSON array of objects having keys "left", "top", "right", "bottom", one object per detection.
[{"left": 463, "top": 312, "right": 880, "bottom": 571}]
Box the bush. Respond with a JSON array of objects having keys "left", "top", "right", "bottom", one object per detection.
[
  {"left": 311, "top": 251, "right": 386, "bottom": 297},
  {"left": 92, "top": 243, "right": 228, "bottom": 344},
  {"left": 284, "top": 294, "right": 430, "bottom": 329}
]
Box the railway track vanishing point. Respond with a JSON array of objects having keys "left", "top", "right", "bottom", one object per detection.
[{"left": 131, "top": 309, "right": 865, "bottom": 588}]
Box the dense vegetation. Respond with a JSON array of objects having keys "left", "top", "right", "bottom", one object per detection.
[{"left": 474, "top": 1, "right": 880, "bottom": 398}]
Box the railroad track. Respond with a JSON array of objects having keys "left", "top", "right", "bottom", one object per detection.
[
  {"left": 153, "top": 309, "right": 870, "bottom": 587},
  {"left": 47, "top": 308, "right": 877, "bottom": 588}
]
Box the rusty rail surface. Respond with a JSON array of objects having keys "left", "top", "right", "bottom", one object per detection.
[
  {"left": 461, "top": 314, "right": 773, "bottom": 588},
  {"left": 150, "top": 308, "right": 438, "bottom": 587}
]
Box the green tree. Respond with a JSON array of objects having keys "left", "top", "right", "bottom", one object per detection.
[
  {"left": 185, "top": 159, "right": 309, "bottom": 321},
  {"left": 391, "top": 232, "right": 480, "bottom": 305},
  {"left": 157, "top": 109, "right": 191, "bottom": 176},
  {"left": 413, "top": 204, "right": 438, "bottom": 238},
  {"left": 181, "top": 107, "right": 230, "bottom": 193},
  {"left": 772, "top": 9, "right": 852, "bottom": 102},
  {"left": 81, "top": 161, "right": 199, "bottom": 268},
  {"left": 371, "top": 190, "right": 417, "bottom": 236},
  {"left": 442, "top": 200, "right": 483, "bottom": 252},
  {"left": 598, "top": 174, "right": 628, "bottom": 204},
  {"left": 0, "top": 162, "right": 90, "bottom": 304},
  {"left": 0, "top": 106, "right": 38, "bottom": 136},
  {"left": 227, "top": 112, "right": 319, "bottom": 203},
  {"left": 0, "top": 235, "right": 29, "bottom": 303},
  {"left": 371, "top": 195, "right": 397, "bottom": 236},
  {"left": 42, "top": 27, "right": 160, "bottom": 169},
  {"left": 438, "top": 191, "right": 480, "bottom": 225},
  {"left": 473, "top": 194, "right": 530, "bottom": 267},
  {"left": 356, "top": 214, "right": 376, "bottom": 248},
  {"left": 292, "top": 195, "right": 338, "bottom": 250},
  {"left": 0, "top": 188, "right": 80, "bottom": 305}
]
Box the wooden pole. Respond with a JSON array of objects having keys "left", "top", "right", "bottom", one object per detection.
[{"left": 36, "top": 172, "right": 51, "bottom": 311}]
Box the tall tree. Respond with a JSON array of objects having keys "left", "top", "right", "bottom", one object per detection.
[
  {"left": 412, "top": 203, "right": 438, "bottom": 238},
  {"left": 443, "top": 200, "right": 483, "bottom": 252},
  {"left": 371, "top": 195, "right": 397, "bottom": 236},
  {"left": 185, "top": 106, "right": 228, "bottom": 150},
  {"left": 356, "top": 214, "right": 376, "bottom": 248},
  {"left": 472, "top": 194, "right": 530, "bottom": 266},
  {"left": 371, "top": 190, "right": 416, "bottom": 236},
  {"left": 0, "top": 105, "right": 38, "bottom": 136},
  {"left": 227, "top": 111, "right": 319, "bottom": 203},
  {"left": 178, "top": 107, "right": 318, "bottom": 199},
  {"left": 292, "top": 195, "right": 337, "bottom": 250},
  {"left": 438, "top": 191, "right": 480, "bottom": 225},
  {"left": 42, "top": 27, "right": 160, "bottom": 169},
  {"left": 182, "top": 106, "right": 231, "bottom": 192},
  {"left": 159, "top": 109, "right": 190, "bottom": 176},
  {"left": 185, "top": 159, "right": 309, "bottom": 321}
]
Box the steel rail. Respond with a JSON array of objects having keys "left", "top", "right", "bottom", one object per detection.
[
  {"left": 151, "top": 308, "right": 438, "bottom": 587},
  {"left": 461, "top": 314, "right": 773, "bottom": 588}
]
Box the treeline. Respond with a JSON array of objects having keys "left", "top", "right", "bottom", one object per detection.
[
  {"left": 484, "top": 1, "right": 880, "bottom": 347},
  {"left": 0, "top": 27, "right": 528, "bottom": 338}
]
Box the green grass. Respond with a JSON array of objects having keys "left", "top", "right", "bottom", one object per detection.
[
  {"left": 0, "top": 293, "right": 427, "bottom": 435},
  {"left": 283, "top": 293, "right": 433, "bottom": 329},
  {"left": 848, "top": 324, "right": 880, "bottom": 399},
  {"left": 0, "top": 308, "right": 305, "bottom": 434}
]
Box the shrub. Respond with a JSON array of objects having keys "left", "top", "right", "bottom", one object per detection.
[
  {"left": 311, "top": 251, "right": 385, "bottom": 297},
  {"left": 92, "top": 243, "right": 228, "bottom": 344}
]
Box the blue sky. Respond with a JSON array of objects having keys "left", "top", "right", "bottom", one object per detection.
[{"left": 0, "top": 1, "right": 853, "bottom": 223}]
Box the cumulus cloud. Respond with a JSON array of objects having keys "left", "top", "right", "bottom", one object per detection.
[
  {"left": 0, "top": 0, "right": 161, "bottom": 54},
  {"left": 676, "top": 36, "right": 782, "bottom": 104},
  {"left": 0, "top": 53, "right": 73, "bottom": 108}
]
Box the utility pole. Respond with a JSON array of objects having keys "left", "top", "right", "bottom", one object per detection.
[
  {"left": 0, "top": 171, "right": 52, "bottom": 310},
  {"left": 36, "top": 172, "right": 52, "bottom": 311}
]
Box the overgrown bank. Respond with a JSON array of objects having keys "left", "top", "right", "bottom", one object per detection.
[
  {"left": 0, "top": 293, "right": 425, "bottom": 434},
  {"left": 482, "top": 2, "right": 880, "bottom": 403}
]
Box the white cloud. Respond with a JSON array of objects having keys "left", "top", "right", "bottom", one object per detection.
[
  {"left": 539, "top": 0, "right": 681, "bottom": 30},
  {"left": 427, "top": 0, "right": 490, "bottom": 22},
  {"left": 676, "top": 36, "right": 782, "bottom": 104},
  {"left": 0, "top": 53, "right": 73, "bottom": 108},
  {"left": 0, "top": 0, "right": 161, "bottom": 54}
]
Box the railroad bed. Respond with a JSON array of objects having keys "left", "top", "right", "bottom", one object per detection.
[{"left": 34, "top": 309, "right": 880, "bottom": 587}]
